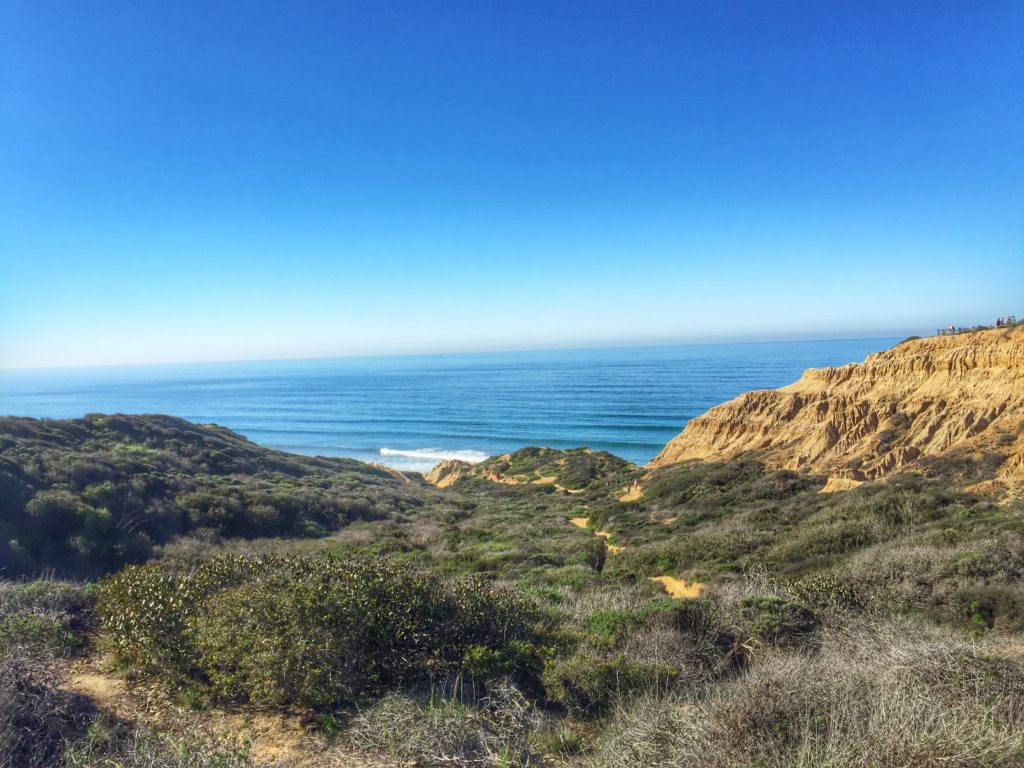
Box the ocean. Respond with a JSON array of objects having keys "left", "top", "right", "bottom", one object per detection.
[{"left": 0, "top": 339, "right": 896, "bottom": 472}]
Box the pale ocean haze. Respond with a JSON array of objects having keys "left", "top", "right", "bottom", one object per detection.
[{"left": 0, "top": 339, "right": 896, "bottom": 471}]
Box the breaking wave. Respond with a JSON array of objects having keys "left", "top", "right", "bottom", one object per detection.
[{"left": 378, "top": 447, "right": 490, "bottom": 472}]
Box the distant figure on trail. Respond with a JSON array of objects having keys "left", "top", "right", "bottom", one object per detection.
[
  {"left": 997, "top": 317, "right": 1004, "bottom": 328},
  {"left": 631, "top": 478, "right": 639, "bottom": 490}
]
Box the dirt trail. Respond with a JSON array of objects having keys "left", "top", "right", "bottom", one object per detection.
[
  {"left": 536, "top": 475, "right": 587, "bottom": 494},
  {"left": 60, "top": 657, "right": 318, "bottom": 766},
  {"left": 569, "top": 516, "right": 624, "bottom": 554},
  {"left": 490, "top": 472, "right": 585, "bottom": 494},
  {"left": 618, "top": 485, "right": 645, "bottom": 502}
]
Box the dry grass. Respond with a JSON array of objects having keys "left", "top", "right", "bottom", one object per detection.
[
  {"left": 590, "top": 618, "right": 1024, "bottom": 768},
  {"left": 343, "top": 680, "right": 542, "bottom": 767},
  {"left": 61, "top": 718, "right": 257, "bottom": 768},
  {"left": 0, "top": 653, "right": 97, "bottom": 768}
]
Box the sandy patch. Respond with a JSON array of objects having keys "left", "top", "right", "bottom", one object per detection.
[
  {"left": 618, "top": 485, "right": 645, "bottom": 502},
  {"left": 489, "top": 472, "right": 584, "bottom": 494},
  {"left": 649, "top": 576, "right": 703, "bottom": 599},
  {"left": 62, "top": 657, "right": 311, "bottom": 765}
]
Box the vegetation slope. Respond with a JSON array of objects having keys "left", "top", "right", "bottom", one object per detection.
[{"left": 2, "top": 393, "right": 1023, "bottom": 765}]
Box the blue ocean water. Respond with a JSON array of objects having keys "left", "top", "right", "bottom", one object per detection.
[{"left": 0, "top": 339, "right": 896, "bottom": 471}]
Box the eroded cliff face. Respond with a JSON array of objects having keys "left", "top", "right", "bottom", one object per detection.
[
  {"left": 650, "top": 328, "right": 1024, "bottom": 487},
  {"left": 424, "top": 459, "right": 474, "bottom": 488}
]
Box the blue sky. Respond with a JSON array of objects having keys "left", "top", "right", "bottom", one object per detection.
[{"left": 1, "top": 1, "right": 1021, "bottom": 368}]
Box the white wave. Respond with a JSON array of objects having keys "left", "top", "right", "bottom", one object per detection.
[{"left": 379, "top": 447, "right": 489, "bottom": 464}]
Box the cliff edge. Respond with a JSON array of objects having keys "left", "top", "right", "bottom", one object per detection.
[{"left": 650, "top": 328, "right": 1024, "bottom": 487}]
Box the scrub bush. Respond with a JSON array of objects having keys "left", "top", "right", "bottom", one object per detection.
[{"left": 97, "top": 555, "right": 546, "bottom": 708}]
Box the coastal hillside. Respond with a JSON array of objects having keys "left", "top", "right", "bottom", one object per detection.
[
  {"left": 0, "top": 414, "right": 426, "bottom": 576},
  {"left": 4, "top": 398, "right": 1024, "bottom": 765},
  {"left": 651, "top": 328, "right": 1024, "bottom": 490}
]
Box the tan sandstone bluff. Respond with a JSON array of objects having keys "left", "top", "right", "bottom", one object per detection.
[
  {"left": 424, "top": 458, "right": 474, "bottom": 488},
  {"left": 649, "top": 327, "right": 1024, "bottom": 488}
]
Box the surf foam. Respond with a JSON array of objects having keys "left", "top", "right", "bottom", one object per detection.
[{"left": 378, "top": 447, "right": 490, "bottom": 473}]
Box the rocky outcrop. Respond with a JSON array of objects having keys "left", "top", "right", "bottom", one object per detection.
[{"left": 650, "top": 328, "right": 1024, "bottom": 486}]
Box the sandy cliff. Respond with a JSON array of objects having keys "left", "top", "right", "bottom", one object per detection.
[
  {"left": 650, "top": 328, "right": 1024, "bottom": 486},
  {"left": 424, "top": 459, "right": 474, "bottom": 488}
]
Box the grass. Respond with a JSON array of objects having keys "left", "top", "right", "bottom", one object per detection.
[
  {"left": 344, "top": 681, "right": 542, "bottom": 767},
  {"left": 590, "top": 620, "right": 1024, "bottom": 768}
]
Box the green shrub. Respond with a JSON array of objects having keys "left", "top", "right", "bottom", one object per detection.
[
  {"left": 0, "top": 414, "right": 422, "bottom": 578},
  {"left": 97, "top": 555, "right": 546, "bottom": 708},
  {"left": 96, "top": 558, "right": 267, "bottom": 674},
  {"left": 583, "top": 599, "right": 686, "bottom": 642}
]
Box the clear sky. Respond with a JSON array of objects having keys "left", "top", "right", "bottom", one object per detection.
[{"left": 1, "top": 1, "right": 1021, "bottom": 369}]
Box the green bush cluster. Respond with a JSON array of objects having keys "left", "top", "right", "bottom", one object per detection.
[
  {"left": 97, "top": 555, "right": 547, "bottom": 708},
  {"left": 0, "top": 414, "right": 418, "bottom": 577},
  {"left": 643, "top": 459, "right": 812, "bottom": 510},
  {"left": 583, "top": 598, "right": 686, "bottom": 641}
]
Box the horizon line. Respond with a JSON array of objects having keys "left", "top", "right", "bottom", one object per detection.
[{"left": 0, "top": 330, "right": 912, "bottom": 373}]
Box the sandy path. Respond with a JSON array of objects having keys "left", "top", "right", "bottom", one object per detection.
[
  {"left": 489, "top": 472, "right": 585, "bottom": 494},
  {"left": 569, "top": 516, "right": 624, "bottom": 554},
  {"left": 618, "top": 485, "right": 645, "bottom": 502},
  {"left": 59, "top": 657, "right": 330, "bottom": 766}
]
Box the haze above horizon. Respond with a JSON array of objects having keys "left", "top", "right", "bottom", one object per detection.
[
  {"left": 2, "top": 332, "right": 905, "bottom": 372},
  {"left": 2, "top": 1, "right": 1021, "bottom": 369}
]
